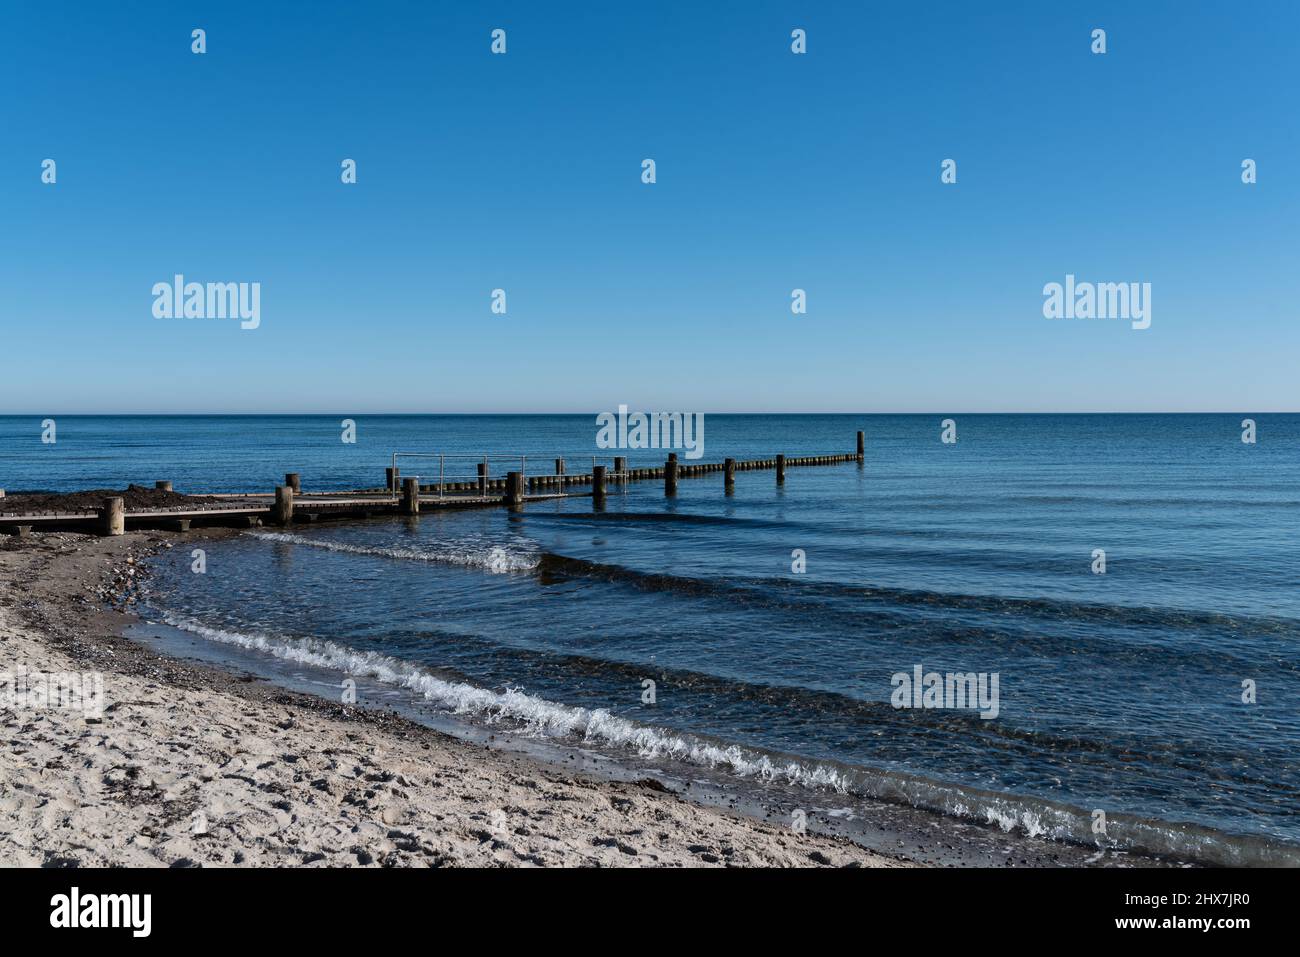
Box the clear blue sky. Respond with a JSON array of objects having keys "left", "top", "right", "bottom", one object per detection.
[{"left": 2, "top": 1, "right": 1296, "bottom": 413}]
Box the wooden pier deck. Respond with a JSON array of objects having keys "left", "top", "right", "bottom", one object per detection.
[{"left": 1, "top": 435, "right": 866, "bottom": 537}]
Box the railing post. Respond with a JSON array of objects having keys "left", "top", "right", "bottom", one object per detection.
[
  {"left": 285, "top": 472, "right": 301, "bottom": 494},
  {"left": 386, "top": 466, "right": 400, "bottom": 492},
  {"left": 478, "top": 459, "right": 488, "bottom": 496}
]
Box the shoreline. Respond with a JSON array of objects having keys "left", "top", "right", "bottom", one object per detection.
[
  {"left": 0, "top": 528, "right": 911, "bottom": 867},
  {"left": 3, "top": 525, "right": 1236, "bottom": 868}
]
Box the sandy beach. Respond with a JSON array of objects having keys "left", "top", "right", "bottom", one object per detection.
[{"left": 0, "top": 528, "right": 909, "bottom": 868}]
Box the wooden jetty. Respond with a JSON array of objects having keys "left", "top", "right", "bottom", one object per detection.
[{"left": 0, "top": 433, "right": 867, "bottom": 537}]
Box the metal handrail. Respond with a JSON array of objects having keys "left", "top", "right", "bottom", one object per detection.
[{"left": 389, "top": 452, "right": 528, "bottom": 501}]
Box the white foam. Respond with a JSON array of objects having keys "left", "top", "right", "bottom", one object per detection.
[
  {"left": 249, "top": 530, "right": 537, "bottom": 573},
  {"left": 152, "top": 613, "right": 1300, "bottom": 865},
  {"left": 159, "top": 613, "right": 855, "bottom": 794}
]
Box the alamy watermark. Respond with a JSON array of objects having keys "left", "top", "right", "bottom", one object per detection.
[
  {"left": 50, "top": 887, "right": 150, "bottom": 937},
  {"left": 1, "top": 666, "right": 105, "bottom": 719},
  {"left": 152, "top": 274, "right": 261, "bottom": 330},
  {"left": 1043, "top": 274, "right": 1150, "bottom": 330},
  {"left": 596, "top": 405, "right": 704, "bottom": 459},
  {"left": 891, "top": 664, "right": 999, "bottom": 719}
]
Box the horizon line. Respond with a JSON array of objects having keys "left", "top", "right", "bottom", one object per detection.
[{"left": 2, "top": 410, "right": 1296, "bottom": 418}]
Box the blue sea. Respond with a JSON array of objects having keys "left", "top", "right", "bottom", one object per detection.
[{"left": 4, "top": 413, "right": 1298, "bottom": 864}]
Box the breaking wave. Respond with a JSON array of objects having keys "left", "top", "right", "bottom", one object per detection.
[{"left": 157, "top": 612, "right": 1300, "bottom": 867}]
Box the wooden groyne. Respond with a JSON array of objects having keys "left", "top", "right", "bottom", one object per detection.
[
  {"left": 520, "top": 451, "right": 861, "bottom": 492},
  {"left": 0, "top": 433, "right": 867, "bottom": 537}
]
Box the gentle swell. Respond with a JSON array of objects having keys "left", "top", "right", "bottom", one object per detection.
[
  {"left": 535, "top": 552, "right": 1300, "bottom": 643},
  {"left": 250, "top": 530, "right": 538, "bottom": 573}
]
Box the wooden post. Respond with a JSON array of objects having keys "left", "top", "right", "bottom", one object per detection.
[
  {"left": 857, "top": 431, "right": 865, "bottom": 460},
  {"left": 776, "top": 454, "right": 785, "bottom": 485},
  {"left": 592, "top": 465, "right": 607, "bottom": 508},
  {"left": 724, "top": 458, "right": 736, "bottom": 494},
  {"left": 99, "top": 497, "right": 125, "bottom": 536},
  {"left": 668, "top": 452, "right": 678, "bottom": 464},
  {"left": 402, "top": 477, "right": 420, "bottom": 515},
  {"left": 504, "top": 471, "right": 524, "bottom": 511},
  {"left": 273, "top": 485, "right": 294, "bottom": 526},
  {"left": 477, "top": 462, "right": 488, "bottom": 496},
  {"left": 155, "top": 480, "right": 173, "bottom": 492},
  {"left": 285, "top": 472, "right": 301, "bottom": 494},
  {"left": 665, "top": 458, "right": 678, "bottom": 496},
  {"left": 386, "top": 466, "right": 400, "bottom": 492}
]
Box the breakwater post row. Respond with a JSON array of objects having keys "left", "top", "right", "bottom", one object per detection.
[
  {"left": 445, "top": 444, "right": 863, "bottom": 496},
  {"left": 503, "top": 446, "right": 866, "bottom": 502},
  {"left": 1, "top": 434, "right": 868, "bottom": 535}
]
